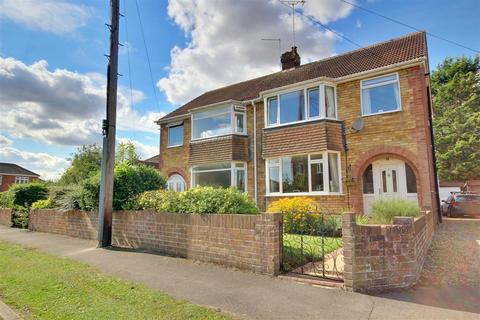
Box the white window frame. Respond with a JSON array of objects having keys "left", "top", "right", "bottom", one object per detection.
[
  {"left": 360, "top": 72, "right": 402, "bottom": 117},
  {"left": 15, "top": 176, "right": 29, "bottom": 184},
  {"left": 167, "top": 123, "right": 184, "bottom": 148},
  {"left": 0, "top": 175, "right": 2, "bottom": 185},
  {"left": 167, "top": 174, "right": 187, "bottom": 192},
  {"left": 265, "top": 151, "right": 342, "bottom": 196},
  {"left": 190, "top": 162, "right": 247, "bottom": 192},
  {"left": 191, "top": 105, "right": 247, "bottom": 141},
  {"left": 264, "top": 83, "right": 337, "bottom": 128}
]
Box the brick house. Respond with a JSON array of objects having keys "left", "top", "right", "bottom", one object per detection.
[
  {"left": 156, "top": 32, "right": 439, "bottom": 218},
  {"left": 0, "top": 163, "right": 40, "bottom": 192}
]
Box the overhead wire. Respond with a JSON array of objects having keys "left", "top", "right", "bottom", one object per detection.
[
  {"left": 338, "top": 0, "right": 480, "bottom": 54},
  {"left": 122, "top": 0, "right": 135, "bottom": 110},
  {"left": 134, "top": 0, "right": 160, "bottom": 109}
]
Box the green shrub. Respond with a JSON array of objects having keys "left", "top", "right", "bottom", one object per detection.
[
  {"left": 80, "top": 163, "right": 166, "bottom": 211},
  {"left": 371, "top": 199, "right": 421, "bottom": 224},
  {"left": 0, "top": 191, "right": 14, "bottom": 208},
  {"left": 31, "top": 198, "right": 55, "bottom": 209},
  {"left": 12, "top": 206, "right": 29, "bottom": 228},
  {"left": 8, "top": 183, "right": 48, "bottom": 207},
  {"left": 355, "top": 214, "right": 371, "bottom": 225},
  {"left": 137, "top": 187, "right": 259, "bottom": 214}
]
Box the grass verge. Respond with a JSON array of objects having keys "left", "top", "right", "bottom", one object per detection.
[
  {"left": 282, "top": 234, "right": 343, "bottom": 272},
  {"left": 0, "top": 241, "right": 230, "bottom": 320}
]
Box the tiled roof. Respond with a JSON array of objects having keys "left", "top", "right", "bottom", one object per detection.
[
  {"left": 0, "top": 163, "right": 40, "bottom": 176},
  {"left": 142, "top": 154, "right": 160, "bottom": 163},
  {"left": 161, "top": 31, "right": 427, "bottom": 121}
]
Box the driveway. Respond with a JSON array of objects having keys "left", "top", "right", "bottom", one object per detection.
[
  {"left": 0, "top": 224, "right": 479, "bottom": 319},
  {"left": 379, "top": 217, "right": 480, "bottom": 314}
]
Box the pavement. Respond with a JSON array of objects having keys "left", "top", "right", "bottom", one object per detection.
[{"left": 0, "top": 225, "right": 479, "bottom": 320}]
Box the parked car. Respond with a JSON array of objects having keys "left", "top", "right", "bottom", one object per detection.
[{"left": 441, "top": 193, "right": 480, "bottom": 217}]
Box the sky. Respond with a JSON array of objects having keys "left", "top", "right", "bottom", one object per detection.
[{"left": 0, "top": 0, "right": 479, "bottom": 180}]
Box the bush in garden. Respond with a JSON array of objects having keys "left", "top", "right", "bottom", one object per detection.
[
  {"left": 0, "top": 191, "right": 14, "bottom": 208},
  {"left": 80, "top": 163, "right": 166, "bottom": 211},
  {"left": 8, "top": 182, "right": 48, "bottom": 207},
  {"left": 137, "top": 186, "right": 259, "bottom": 214},
  {"left": 11, "top": 205, "right": 29, "bottom": 228},
  {"left": 31, "top": 198, "right": 55, "bottom": 210},
  {"left": 371, "top": 199, "right": 421, "bottom": 224},
  {"left": 267, "top": 197, "right": 341, "bottom": 237}
]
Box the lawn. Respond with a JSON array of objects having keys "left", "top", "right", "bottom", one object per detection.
[
  {"left": 282, "top": 234, "right": 342, "bottom": 272},
  {"left": 0, "top": 241, "right": 230, "bottom": 320}
]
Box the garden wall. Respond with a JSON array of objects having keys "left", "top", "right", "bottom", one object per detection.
[
  {"left": 342, "top": 211, "right": 434, "bottom": 292},
  {"left": 28, "top": 209, "right": 282, "bottom": 275},
  {"left": 0, "top": 208, "right": 12, "bottom": 226}
]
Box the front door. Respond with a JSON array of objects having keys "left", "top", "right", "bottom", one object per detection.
[
  {"left": 363, "top": 159, "right": 415, "bottom": 214},
  {"left": 376, "top": 163, "right": 401, "bottom": 200}
]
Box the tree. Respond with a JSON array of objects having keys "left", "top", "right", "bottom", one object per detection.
[
  {"left": 59, "top": 145, "right": 102, "bottom": 185},
  {"left": 116, "top": 141, "right": 139, "bottom": 164},
  {"left": 432, "top": 56, "right": 480, "bottom": 181}
]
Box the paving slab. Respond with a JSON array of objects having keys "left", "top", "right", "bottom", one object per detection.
[{"left": 0, "top": 226, "right": 478, "bottom": 320}]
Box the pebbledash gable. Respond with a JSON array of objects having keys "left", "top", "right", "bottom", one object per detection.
[{"left": 157, "top": 31, "right": 440, "bottom": 220}]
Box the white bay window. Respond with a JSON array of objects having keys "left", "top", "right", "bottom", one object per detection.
[
  {"left": 266, "top": 84, "right": 337, "bottom": 127},
  {"left": 191, "top": 162, "right": 246, "bottom": 191},
  {"left": 191, "top": 105, "right": 246, "bottom": 140},
  {"left": 266, "top": 152, "right": 341, "bottom": 195}
]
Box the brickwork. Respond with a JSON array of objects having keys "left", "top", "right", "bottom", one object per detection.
[
  {"left": 28, "top": 209, "right": 283, "bottom": 275},
  {"left": 262, "top": 120, "right": 335, "bottom": 158},
  {"left": 158, "top": 65, "right": 439, "bottom": 218},
  {"left": 29, "top": 209, "right": 98, "bottom": 240},
  {"left": 342, "top": 210, "right": 435, "bottom": 292},
  {"left": 0, "top": 208, "right": 12, "bottom": 226},
  {"left": 189, "top": 135, "right": 248, "bottom": 165},
  {"left": 159, "top": 118, "right": 191, "bottom": 185},
  {"left": 0, "top": 175, "right": 38, "bottom": 192}
]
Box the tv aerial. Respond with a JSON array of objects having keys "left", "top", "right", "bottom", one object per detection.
[{"left": 281, "top": 1, "right": 306, "bottom": 47}]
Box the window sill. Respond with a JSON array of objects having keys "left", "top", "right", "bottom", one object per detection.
[
  {"left": 264, "top": 117, "right": 341, "bottom": 130},
  {"left": 190, "top": 133, "right": 248, "bottom": 143},
  {"left": 265, "top": 192, "right": 344, "bottom": 197},
  {"left": 361, "top": 109, "right": 402, "bottom": 118},
  {"left": 167, "top": 144, "right": 184, "bottom": 149}
]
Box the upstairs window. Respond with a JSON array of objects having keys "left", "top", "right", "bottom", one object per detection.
[
  {"left": 266, "top": 84, "right": 337, "bottom": 127},
  {"left": 192, "top": 105, "right": 246, "bottom": 140},
  {"left": 361, "top": 73, "right": 401, "bottom": 116},
  {"left": 167, "top": 123, "right": 184, "bottom": 147},
  {"left": 15, "top": 176, "right": 29, "bottom": 184}
]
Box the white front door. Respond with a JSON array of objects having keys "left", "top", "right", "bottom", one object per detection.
[{"left": 363, "top": 159, "right": 417, "bottom": 214}]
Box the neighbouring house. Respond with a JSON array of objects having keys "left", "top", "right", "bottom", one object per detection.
[
  {"left": 156, "top": 31, "right": 439, "bottom": 217},
  {"left": 0, "top": 163, "right": 40, "bottom": 192},
  {"left": 141, "top": 154, "right": 160, "bottom": 169},
  {"left": 438, "top": 179, "right": 480, "bottom": 201}
]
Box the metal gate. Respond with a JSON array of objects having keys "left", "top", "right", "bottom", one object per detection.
[{"left": 281, "top": 210, "right": 344, "bottom": 281}]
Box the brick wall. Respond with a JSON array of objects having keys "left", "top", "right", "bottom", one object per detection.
[
  {"left": 28, "top": 209, "right": 283, "bottom": 275},
  {"left": 342, "top": 211, "right": 435, "bottom": 292},
  {"left": 29, "top": 209, "right": 98, "bottom": 240},
  {"left": 0, "top": 208, "right": 12, "bottom": 226},
  {"left": 0, "top": 175, "right": 38, "bottom": 192}
]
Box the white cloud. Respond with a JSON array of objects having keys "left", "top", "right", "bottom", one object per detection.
[
  {"left": 158, "top": 0, "right": 355, "bottom": 105},
  {"left": 0, "top": 57, "right": 164, "bottom": 147},
  {"left": 356, "top": 19, "right": 362, "bottom": 28},
  {"left": 0, "top": 134, "right": 12, "bottom": 146},
  {"left": 118, "top": 138, "right": 158, "bottom": 160},
  {"left": 0, "top": 142, "right": 69, "bottom": 180},
  {"left": 0, "top": 0, "right": 93, "bottom": 35}
]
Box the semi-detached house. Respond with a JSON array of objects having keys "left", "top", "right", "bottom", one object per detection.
[{"left": 156, "top": 31, "right": 439, "bottom": 217}]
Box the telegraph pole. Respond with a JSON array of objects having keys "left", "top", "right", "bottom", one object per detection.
[{"left": 98, "top": 0, "right": 119, "bottom": 248}]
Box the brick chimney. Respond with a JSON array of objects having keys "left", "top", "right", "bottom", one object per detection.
[{"left": 281, "top": 46, "right": 301, "bottom": 70}]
